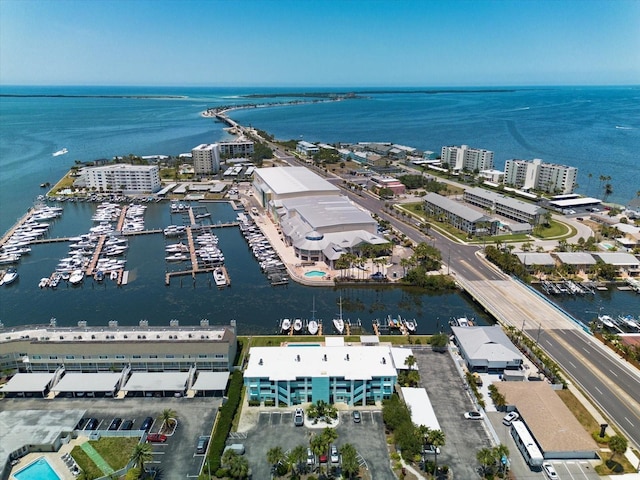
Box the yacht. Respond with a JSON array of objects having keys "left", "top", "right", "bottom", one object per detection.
[
  {"left": 599, "top": 314, "right": 616, "bottom": 329},
  {"left": 1, "top": 268, "right": 19, "bottom": 286},
  {"left": 68, "top": 269, "right": 84, "bottom": 285},
  {"left": 52, "top": 148, "right": 68, "bottom": 157},
  {"left": 332, "top": 297, "right": 345, "bottom": 334},
  {"left": 293, "top": 318, "right": 303, "bottom": 332},
  {"left": 213, "top": 268, "right": 227, "bottom": 287},
  {"left": 280, "top": 318, "right": 292, "bottom": 332}
]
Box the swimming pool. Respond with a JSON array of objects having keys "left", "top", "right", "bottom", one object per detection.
[
  {"left": 304, "top": 270, "right": 326, "bottom": 277},
  {"left": 13, "top": 457, "right": 62, "bottom": 480}
]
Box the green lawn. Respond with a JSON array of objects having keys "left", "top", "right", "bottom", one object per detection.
[
  {"left": 534, "top": 219, "right": 575, "bottom": 239},
  {"left": 71, "top": 437, "right": 140, "bottom": 479}
]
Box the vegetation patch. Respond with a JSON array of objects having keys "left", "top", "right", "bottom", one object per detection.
[{"left": 71, "top": 446, "right": 103, "bottom": 480}]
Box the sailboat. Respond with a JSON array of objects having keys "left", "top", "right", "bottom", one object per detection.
[
  {"left": 307, "top": 297, "right": 319, "bottom": 335},
  {"left": 333, "top": 297, "right": 345, "bottom": 334}
]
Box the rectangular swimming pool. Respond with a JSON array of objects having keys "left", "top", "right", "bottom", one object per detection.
[{"left": 13, "top": 457, "right": 62, "bottom": 480}]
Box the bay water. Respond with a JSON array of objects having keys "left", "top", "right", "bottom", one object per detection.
[{"left": 0, "top": 86, "right": 638, "bottom": 333}]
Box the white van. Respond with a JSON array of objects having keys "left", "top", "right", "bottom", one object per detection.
[
  {"left": 502, "top": 411, "right": 520, "bottom": 426},
  {"left": 224, "top": 443, "right": 245, "bottom": 455}
]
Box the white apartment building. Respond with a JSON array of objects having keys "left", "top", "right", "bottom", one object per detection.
[
  {"left": 441, "top": 145, "right": 494, "bottom": 172},
  {"left": 504, "top": 158, "right": 577, "bottom": 194},
  {"left": 296, "top": 141, "right": 320, "bottom": 156},
  {"left": 219, "top": 140, "right": 254, "bottom": 157},
  {"left": 85, "top": 164, "right": 161, "bottom": 193},
  {"left": 192, "top": 143, "right": 220, "bottom": 175}
]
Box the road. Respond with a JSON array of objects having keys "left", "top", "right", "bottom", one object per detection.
[{"left": 243, "top": 120, "right": 640, "bottom": 449}]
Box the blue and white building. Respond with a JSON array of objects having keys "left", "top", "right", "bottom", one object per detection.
[{"left": 244, "top": 343, "right": 398, "bottom": 406}]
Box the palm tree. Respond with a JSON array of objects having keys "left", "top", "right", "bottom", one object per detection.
[
  {"left": 227, "top": 452, "right": 250, "bottom": 479},
  {"left": 404, "top": 354, "right": 417, "bottom": 370},
  {"left": 288, "top": 445, "right": 307, "bottom": 475},
  {"left": 340, "top": 443, "right": 359, "bottom": 479},
  {"left": 161, "top": 408, "right": 177, "bottom": 430},
  {"left": 130, "top": 442, "right": 153, "bottom": 474},
  {"left": 266, "top": 446, "right": 285, "bottom": 473},
  {"left": 476, "top": 447, "right": 496, "bottom": 477},
  {"left": 493, "top": 443, "right": 509, "bottom": 477},
  {"left": 310, "top": 433, "right": 326, "bottom": 474},
  {"left": 427, "top": 429, "right": 445, "bottom": 476}
]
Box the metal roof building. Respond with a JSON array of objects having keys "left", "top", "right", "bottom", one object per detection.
[
  {"left": 400, "top": 387, "right": 441, "bottom": 431},
  {"left": 424, "top": 193, "right": 498, "bottom": 236},
  {"left": 252, "top": 167, "right": 339, "bottom": 207},
  {"left": 452, "top": 326, "right": 523, "bottom": 373}
]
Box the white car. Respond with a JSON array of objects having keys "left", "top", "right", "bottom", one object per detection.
[
  {"left": 307, "top": 447, "right": 315, "bottom": 466},
  {"left": 464, "top": 411, "right": 484, "bottom": 420},
  {"left": 542, "top": 462, "right": 559, "bottom": 479},
  {"left": 330, "top": 444, "right": 340, "bottom": 463},
  {"left": 502, "top": 411, "right": 520, "bottom": 425}
]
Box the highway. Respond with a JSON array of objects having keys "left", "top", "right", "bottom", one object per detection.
[{"left": 256, "top": 123, "right": 640, "bottom": 449}]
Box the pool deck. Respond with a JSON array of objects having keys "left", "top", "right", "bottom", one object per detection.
[{"left": 10, "top": 436, "right": 88, "bottom": 480}]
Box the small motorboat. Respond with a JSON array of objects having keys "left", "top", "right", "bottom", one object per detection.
[
  {"left": 293, "top": 318, "right": 303, "bottom": 332},
  {"left": 281, "top": 318, "right": 292, "bottom": 332},
  {"left": 307, "top": 319, "right": 319, "bottom": 335}
]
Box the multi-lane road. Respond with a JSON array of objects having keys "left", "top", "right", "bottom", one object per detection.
[{"left": 262, "top": 129, "right": 640, "bottom": 449}]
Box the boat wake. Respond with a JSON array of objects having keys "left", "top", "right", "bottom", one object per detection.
[
  {"left": 615, "top": 125, "right": 633, "bottom": 130},
  {"left": 53, "top": 148, "right": 68, "bottom": 157}
]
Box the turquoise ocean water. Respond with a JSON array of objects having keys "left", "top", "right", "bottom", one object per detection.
[{"left": 0, "top": 86, "right": 638, "bottom": 332}]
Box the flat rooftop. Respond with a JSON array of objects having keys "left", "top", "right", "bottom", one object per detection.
[
  {"left": 244, "top": 345, "right": 398, "bottom": 381},
  {"left": 256, "top": 167, "right": 339, "bottom": 196},
  {"left": 496, "top": 382, "right": 597, "bottom": 455}
]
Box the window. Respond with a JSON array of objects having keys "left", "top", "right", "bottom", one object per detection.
[{"left": 65, "top": 355, "right": 74, "bottom": 359}]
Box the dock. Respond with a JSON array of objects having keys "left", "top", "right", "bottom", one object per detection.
[{"left": 85, "top": 235, "right": 106, "bottom": 275}]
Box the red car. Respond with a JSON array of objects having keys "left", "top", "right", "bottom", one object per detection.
[{"left": 147, "top": 433, "right": 167, "bottom": 443}]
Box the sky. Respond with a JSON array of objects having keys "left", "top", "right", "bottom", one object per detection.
[{"left": 1, "top": 0, "right": 639, "bottom": 87}]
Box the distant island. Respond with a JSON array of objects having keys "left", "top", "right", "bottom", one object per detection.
[
  {"left": 0, "top": 94, "right": 186, "bottom": 99},
  {"left": 243, "top": 88, "right": 516, "bottom": 99}
]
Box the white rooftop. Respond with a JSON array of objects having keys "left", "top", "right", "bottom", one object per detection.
[
  {"left": 515, "top": 252, "right": 555, "bottom": 266},
  {"left": 390, "top": 347, "right": 417, "bottom": 370},
  {"left": 550, "top": 197, "right": 601, "bottom": 207},
  {"left": 401, "top": 387, "right": 441, "bottom": 430},
  {"left": 256, "top": 167, "right": 339, "bottom": 196},
  {"left": 593, "top": 252, "right": 640, "bottom": 266},
  {"left": 554, "top": 252, "right": 597, "bottom": 265},
  {"left": 191, "top": 371, "right": 230, "bottom": 392},
  {"left": 52, "top": 372, "right": 122, "bottom": 393},
  {"left": 0, "top": 372, "right": 54, "bottom": 393},
  {"left": 245, "top": 345, "right": 398, "bottom": 381},
  {"left": 123, "top": 372, "right": 189, "bottom": 392}
]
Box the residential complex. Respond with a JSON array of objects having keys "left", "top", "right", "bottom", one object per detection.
[
  {"left": 83, "top": 164, "right": 161, "bottom": 193},
  {"left": 463, "top": 187, "right": 546, "bottom": 225},
  {"left": 441, "top": 145, "right": 494, "bottom": 172},
  {"left": 504, "top": 158, "right": 577, "bottom": 194},
  {"left": 296, "top": 141, "right": 320, "bottom": 156},
  {"left": 192, "top": 143, "right": 221, "bottom": 175},
  {"left": 219, "top": 139, "right": 254, "bottom": 157},
  {"left": 0, "top": 323, "right": 237, "bottom": 375},
  {"left": 423, "top": 192, "right": 498, "bottom": 237},
  {"left": 244, "top": 342, "right": 398, "bottom": 406}
]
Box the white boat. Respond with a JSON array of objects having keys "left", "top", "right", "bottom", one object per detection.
[
  {"left": 618, "top": 315, "right": 639, "bottom": 329},
  {"left": 404, "top": 318, "right": 417, "bottom": 332},
  {"left": 293, "top": 318, "right": 303, "bottom": 332},
  {"left": 307, "top": 319, "right": 319, "bottom": 335},
  {"left": 0, "top": 254, "right": 20, "bottom": 265},
  {"left": 68, "top": 269, "right": 84, "bottom": 285},
  {"left": 52, "top": 148, "right": 68, "bottom": 157},
  {"left": 165, "top": 254, "right": 188, "bottom": 262},
  {"left": 38, "top": 277, "right": 50, "bottom": 288},
  {"left": 281, "top": 318, "right": 292, "bottom": 332},
  {"left": 110, "top": 271, "right": 119, "bottom": 281},
  {"left": 332, "top": 297, "right": 345, "bottom": 334},
  {"left": 450, "top": 316, "right": 473, "bottom": 327},
  {"left": 1, "top": 268, "right": 18, "bottom": 286},
  {"left": 599, "top": 315, "right": 616, "bottom": 329},
  {"left": 213, "top": 268, "right": 227, "bottom": 287}
]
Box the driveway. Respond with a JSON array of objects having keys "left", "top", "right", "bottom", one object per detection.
[{"left": 411, "top": 347, "right": 494, "bottom": 479}]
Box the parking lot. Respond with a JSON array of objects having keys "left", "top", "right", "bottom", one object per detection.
[
  {"left": 240, "top": 408, "right": 395, "bottom": 479},
  {"left": 0, "top": 396, "right": 221, "bottom": 479},
  {"left": 411, "top": 346, "right": 494, "bottom": 479}
]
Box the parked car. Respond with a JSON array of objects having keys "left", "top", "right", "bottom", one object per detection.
[
  {"left": 294, "top": 408, "right": 304, "bottom": 427},
  {"left": 352, "top": 410, "right": 361, "bottom": 423},
  {"left": 307, "top": 448, "right": 315, "bottom": 466},
  {"left": 120, "top": 420, "right": 134, "bottom": 430},
  {"left": 108, "top": 418, "right": 122, "bottom": 430},
  {"left": 146, "top": 433, "right": 167, "bottom": 443},
  {"left": 542, "top": 462, "right": 559, "bottom": 479},
  {"left": 330, "top": 445, "right": 339, "bottom": 464},
  {"left": 75, "top": 418, "right": 89, "bottom": 430},
  {"left": 140, "top": 416, "right": 153, "bottom": 431},
  {"left": 464, "top": 411, "right": 484, "bottom": 420},
  {"left": 502, "top": 411, "right": 520, "bottom": 426},
  {"left": 319, "top": 453, "right": 328, "bottom": 464},
  {"left": 423, "top": 444, "right": 441, "bottom": 455},
  {"left": 85, "top": 418, "right": 99, "bottom": 430},
  {"left": 196, "top": 436, "right": 209, "bottom": 454}
]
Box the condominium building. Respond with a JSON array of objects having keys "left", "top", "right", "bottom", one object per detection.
[
  {"left": 503, "top": 158, "right": 577, "bottom": 194},
  {"left": 0, "top": 323, "right": 237, "bottom": 374},
  {"left": 219, "top": 140, "right": 254, "bottom": 157},
  {"left": 296, "top": 141, "right": 320, "bottom": 156},
  {"left": 192, "top": 143, "right": 221, "bottom": 175},
  {"left": 84, "top": 164, "right": 161, "bottom": 193},
  {"left": 441, "top": 145, "right": 494, "bottom": 172},
  {"left": 463, "top": 187, "right": 545, "bottom": 225},
  {"left": 244, "top": 343, "right": 398, "bottom": 406},
  {"left": 423, "top": 192, "right": 498, "bottom": 236}
]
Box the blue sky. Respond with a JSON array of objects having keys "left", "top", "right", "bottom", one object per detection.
[{"left": 1, "top": 0, "right": 638, "bottom": 87}]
